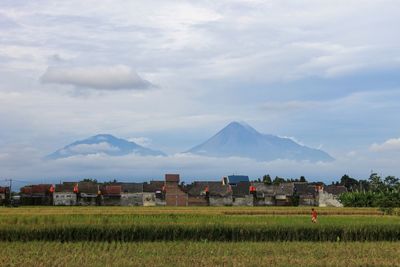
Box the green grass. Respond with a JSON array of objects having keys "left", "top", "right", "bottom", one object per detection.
[
  {"left": 0, "top": 207, "right": 399, "bottom": 241},
  {"left": 0, "top": 241, "right": 399, "bottom": 266}
]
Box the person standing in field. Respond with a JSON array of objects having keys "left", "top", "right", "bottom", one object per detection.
[{"left": 311, "top": 208, "right": 318, "bottom": 223}]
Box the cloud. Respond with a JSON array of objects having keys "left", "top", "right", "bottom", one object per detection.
[
  {"left": 66, "top": 142, "right": 120, "bottom": 154},
  {"left": 370, "top": 138, "right": 400, "bottom": 152},
  {"left": 1, "top": 142, "right": 400, "bottom": 185},
  {"left": 41, "top": 65, "right": 153, "bottom": 90},
  {"left": 128, "top": 137, "right": 152, "bottom": 147}
]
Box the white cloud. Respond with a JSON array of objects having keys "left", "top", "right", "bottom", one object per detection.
[
  {"left": 370, "top": 138, "right": 400, "bottom": 152},
  {"left": 128, "top": 137, "right": 152, "bottom": 147},
  {"left": 0, "top": 149, "right": 398, "bottom": 184},
  {"left": 41, "top": 65, "right": 153, "bottom": 90},
  {"left": 67, "top": 142, "right": 120, "bottom": 154}
]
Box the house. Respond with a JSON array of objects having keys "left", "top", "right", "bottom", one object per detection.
[
  {"left": 222, "top": 175, "right": 250, "bottom": 186},
  {"left": 252, "top": 183, "right": 276, "bottom": 206},
  {"left": 20, "top": 184, "right": 53, "bottom": 205},
  {"left": 274, "top": 183, "right": 295, "bottom": 206},
  {"left": 165, "top": 174, "right": 188, "bottom": 206},
  {"left": 120, "top": 183, "right": 144, "bottom": 206},
  {"left": 324, "top": 185, "right": 348, "bottom": 196},
  {"left": 54, "top": 182, "right": 77, "bottom": 206},
  {"left": 101, "top": 185, "right": 122, "bottom": 206},
  {"left": 318, "top": 185, "right": 346, "bottom": 207},
  {"left": 294, "top": 183, "right": 318, "bottom": 206},
  {"left": 187, "top": 181, "right": 232, "bottom": 206},
  {"left": 231, "top": 181, "right": 253, "bottom": 206},
  {"left": 143, "top": 181, "right": 165, "bottom": 206},
  {"left": 0, "top": 187, "right": 9, "bottom": 205},
  {"left": 76, "top": 182, "right": 101, "bottom": 206}
]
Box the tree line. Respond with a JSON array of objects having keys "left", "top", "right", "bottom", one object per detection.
[{"left": 255, "top": 173, "right": 400, "bottom": 211}]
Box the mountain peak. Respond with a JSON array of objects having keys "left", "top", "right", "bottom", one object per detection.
[
  {"left": 46, "top": 134, "right": 166, "bottom": 159},
  {"left": 186, "top": 122, "right": 334, "bottom": 162},
  {"left": 223, "top": 121, "right": 259, "bottom": 134}
]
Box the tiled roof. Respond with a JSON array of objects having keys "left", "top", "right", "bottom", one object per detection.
[
  {"left": 143, "top": 181, "right": 164, "bottom": 192},
  {"left": 294, "top": 183, "right": 316, "bottom": 196},
  {"left": 252, "top": 183, "right": 276, "bottom": 196},
  {"left": 55, "top": 182, "right": 76, "bottom": 192},
  {"left": 120, "top": 183, "right": 143, "bottom": 193},
  {"left": 0, "top": 187, "right": 9, "bottom": 194},
  {"left": 275, "top": 183, "right": 294, "bottom": 196},
  {"left": 78, "top": 182, "right": 100, "bottom": 194},
  {"left": 101, "top": 185, "right": 121, "bottom": 195},
  {"left": 325, "top": 185, "right": 348, "bottom": 195},
  {"left": 231, "top": 181, "right": 250, "bottom": 197},
  {"left": 187, "top": 181, "right": 231, "bottom": 197}
]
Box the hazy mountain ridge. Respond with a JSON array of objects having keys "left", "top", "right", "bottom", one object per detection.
[
  {"left": 46, "top": 134, "right": 166, "bottom": 159},
  {"left": 186, "top": 122, "right": 334, "bottom": 162}
]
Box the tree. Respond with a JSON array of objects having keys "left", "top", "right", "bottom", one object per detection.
[
  {"left": 81, "top": 178, "right": 98, "bottom": 183},
  {"left": 262, "top": 174, "right": 272, "bottom": 185},
  {"left": 383, "top": 176, "right": 399, "bottom": 190},
  {"left": 369, "top": 173, "right": 384, "bottom": 192},
  {"left": 299, "top": 176, "right": 307, "bottom": 183},
  {"left": 272, "top": 176, "right": 286, "bottom": 185},
  {"left": 340, "top": 174, "right": 359, "bottom": 191}
]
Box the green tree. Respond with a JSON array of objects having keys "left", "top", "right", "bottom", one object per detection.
[
  {"left": 340, "top": 174, "right": 359, "bottom": 191},
  {"left": 273, "top": 176, "right": 286, "bottom": 185},
  {"left": 369, "top": 173, "right": 384, "bottom": 192},
  {"left": 262, "top": 174, "right": 272, "bottom": 185},
  {"left": 383, "top": 176, "right": 399, "bottom": 190},
  {"left": 299, "top": 176, "right": 307, "bottom": 183}
]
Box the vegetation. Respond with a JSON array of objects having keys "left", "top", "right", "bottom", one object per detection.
[
  {"left": 0, "top": 207, "right": 399, "bottom": 242},
  {"left": 0, "top": 241, "right": 399, "bottom": 266},
  {"left": 339, "top": 173, "right": 400, "bottom": 210}
]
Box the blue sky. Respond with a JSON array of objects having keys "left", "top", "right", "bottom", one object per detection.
[{"left": 0, "top": 0, "right": 400, "bottom": 184}]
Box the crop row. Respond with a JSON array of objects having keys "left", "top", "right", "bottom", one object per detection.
[
  {"left": 0, "top": 223, "right": 400, "bottom": 242},
  {"left": 1, "top": 241, "right": 400, "bottom": 267}
]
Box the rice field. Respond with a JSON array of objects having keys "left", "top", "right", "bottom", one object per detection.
[
  {"left": 0, "top": 241, "right": 399, "bottom": 267},
  {"left": 0, "top": 206, "right": 399, "bottom": 242},
  {"left": 0, "top": 206, "right": 399, "bottom": 266}
]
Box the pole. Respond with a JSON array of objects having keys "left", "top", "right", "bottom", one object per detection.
[{"left": 5, "top": 179, "right": 12, "bottom": 206}]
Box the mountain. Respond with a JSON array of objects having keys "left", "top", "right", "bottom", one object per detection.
[
  {"left": 46, "top": 134, "right": 166, "bottom": 159},
  {"left": 185, "top": 122, "right": 334, "bottom": 162}
]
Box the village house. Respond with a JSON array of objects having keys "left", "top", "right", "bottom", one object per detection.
[
  {"left": 76, "top": 181, "right": 101, "bottom": 206},
  {"left": 165, "top": 174, "right": 188, "bottom": 206},
  {"left": 252, "top": 182, "right": 276, "bottom": 206},
  {"left": 0, "top": 187, "right": 9, "bottom": 206},
  {"left": 324, "top": 185, "right": 348, "bottom": 196},
  {"left": 101, "top": 184, "right": 122, "bottom": 206},
  {"left": 54, "top": 182, "right": 77, "bottom": 206},
  {"left": 120, "top": 183, "right": 144, "bottom": 206},
  {"left": 20, "top": 184, "right": 53, "bottom": 205},
  {"left": 143, "top": 181, "right": 165, "bottom": 206},
  {"left": 231, "top": 181, "right": 253, "bottom": 206},
  {"left": 187, "top": 181, "right": 232, "bottom": 206},
  {"left": 274, "top": 183, "right": 295, "bottom": 206},
  {"left": 222, "top": 175, "right": 250, "bottom": 186},
  {"left": 318, "top": 185, "right": 347, "bottom": 207},
  {"left": 294, "top": 183, "right": 318, "bottom": 206}
]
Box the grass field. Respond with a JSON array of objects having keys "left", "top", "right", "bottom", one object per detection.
[
  {"left": 0, "top": 206, "right": 399, "bottom": 242},
  {"left": 0, "top": 241, "right": 399, "bottom": 266},
  {"left": 0, "top": 206, "right": 399, "bottom": 266}
]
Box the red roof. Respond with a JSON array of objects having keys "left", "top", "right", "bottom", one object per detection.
[
  {"left": 31, "top": 184, "right": 52, "bottom": 194},
  {"left": 0, "top": 187, "right": 9, "bottom": 194},
  {"left": 102, "top": 185, "right": 121, "bottom": 195}
]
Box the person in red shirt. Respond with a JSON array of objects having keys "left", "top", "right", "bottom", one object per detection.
[{"left": 311, "top": 208, "right": 318, "bottom": 223}]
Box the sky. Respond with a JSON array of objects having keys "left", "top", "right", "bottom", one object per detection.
[{"left": 1, "top": 0, "right": 400, "bottom": 185}]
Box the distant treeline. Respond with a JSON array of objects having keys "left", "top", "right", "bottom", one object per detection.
[{"left": 254, "top": 173, "right": 400, "bottom": 211}]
